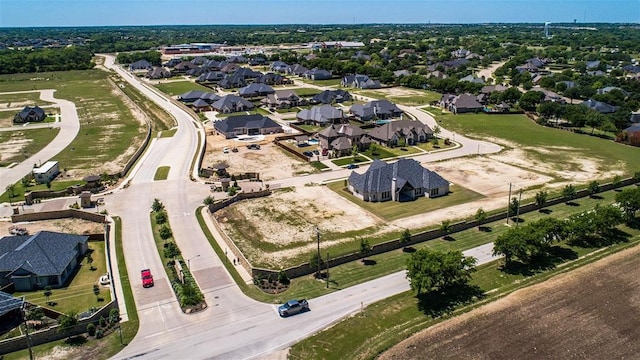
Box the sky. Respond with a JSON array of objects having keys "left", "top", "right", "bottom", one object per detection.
[{"left": 1, "top": 0, "right": 639, "bottom": 27}]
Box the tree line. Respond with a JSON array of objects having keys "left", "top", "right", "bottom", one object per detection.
[{"left": 0, "top": 47, "right": 94, "bottom": 74}]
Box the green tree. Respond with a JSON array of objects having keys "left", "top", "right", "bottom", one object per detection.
[
  {"left": 563, "top": 184, "right": 577, "bottom": 201},
  {"left": 440, "top": 220, "right": 451, "bottom": 235},
  {"left": 203, "top": 195, "right": 215, "bottom": 205},
  {"left": 152, "top": 198, "right": 164, "bottom": 212},
  {"left": 45, "top": 181, "right": 52, "bottom": 190},
  {"left": 57, "top": 311, "right": 78, "bottom": 334},
  {"left": 5, "top": 184, "right": 16, "bottom": 200},
  {"left": 400, "top": 229, "right": 412, "bottom": 244},
  {"left": 360, "top": 238, "right": 372, "bottom": 261},
  {"left": 309, "top": 252, "right": 323, "bottom": 271},
  {"left": 163, "top": 242, "right": 181, "bottom": 258},
  {"left": 587, "top": 180, "right": 600, "bottom": 196},
  {"left": 475, "top": 208, "right": 487, "bottom": 228},
  {"left": 43, "top": 286, "right": 52, "bottom": 304},
  {"left": 155, "top": 211, "right": 167, "bottom": 225},
  {"left": 509, "top": 196, "right": 520, "bottom": 218},
  {"left": 615, "top": 187, "right": 640, "bottom": 221},
  {"left": 159, "top": 225, "right": 172, "bottom": 240},
  {"left": 586, "top": 112, "right": 604, "bottom": 135},
  {"left": 535, "top": 190, "right": 548, "bottom": 207},
  {"left": 406, "top": 249, "right": 477, "bottom": 295},
  {"left": 26, "top": 306, "right": 44, "bottom": 327}
]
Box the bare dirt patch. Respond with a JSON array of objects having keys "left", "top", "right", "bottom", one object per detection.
[
  {"left": 0, "top": 136, "right": 31, "bottom": 162},
  {"left": 380, "top": 244, "right": 640, "bottom": 360},
  {"left": 202, "top": 132, "right": 315, "bottom": 181},
  {"left": 2, "top": 218, "right": 104, "bottom": 237}
]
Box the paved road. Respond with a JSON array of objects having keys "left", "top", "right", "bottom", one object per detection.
[
  {"left": 100, "top": 55, "right": 503, "bottom": 360},
  {"left": 0, "top": 90, "right": 79, "bottom": 191}
]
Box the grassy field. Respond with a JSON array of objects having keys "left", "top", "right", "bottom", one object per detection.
[
  {"left": 154, "top": 166, "right": 170, "bottom": 180},
  {"left": 154, "top": 81, "right": 212, "bottom": 96},
  {"left": 332, "top": 156, "right": 369, "bottom": 166},
  {"left": 354, "top": 87, "right": 441, "bottom": 106},
  {"left": 300, "top": 78, "right": 342, "bottom": 87},
  {"left": 434, "top": 112, "right": 640, "bottom": 177},
  {"left": 115, "top": 77, "right": 174, "bottom": 131},
  {"left": 0, "top": 92, "right": 53, "bottom": 107},
  {"left": 293, "top": 87, "right": 322, "bottom": 97},
  {"left": 327, "top": 180, "right": 485, "bottom": 221},
  {"left": 159, "top": 128, "right": 177, "bottom": 138},
  {"left": 0, "top": 127, "right": 60, "bottom": 167},
  {"left": 0, "top": 179, "right": 85, "bottom": 203},
  {"left": 0, "top": 70, "right": 147, "bottom": 173},
  {"left": 13, "top": 241, "right": 111, "bottom": 314}
]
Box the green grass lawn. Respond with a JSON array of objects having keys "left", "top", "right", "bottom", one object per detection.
[
  {"left": 293, "top": 87, "right": 322, "bottom": 97},
  {"left": 0, "top": 127, "right": 60, "bottom": 167},
  {"left": 117, "top": 79, "right": 174, "bottom": 131},
  {"left": 159, "top": 128, "right": 177, "bottom": 138},
  {"left": 154, "top": 81, "right": 212, "bottom": 96},
  {"left": 13, "top": 241, "right": 111, "bottom": 314},
  {"left": 0, "top": 92, "right": 53, "bottom": 107},
  {"left": 327, "top": 180, "right": 485, "bottom": 221},
  {"left": 300, "top": 78, "right": 342, "bottom": 87},
  {"left": 1, "top": 179, "right": 85, "bottom": 203},
  {"left": 436, "top": 112, "right": 640, "bottom": 177},
  {"left": 0, "top": 70, "right": 147, "bottom": 173},
  {"left": 154, "top": 166, "right": 170, "bottom": 180},
  {"left": 296, "top": 124, "right": 322, "bottom": 133},
  {"left": 363, "top": 144, "right": 422, "bottom": 159},
  {"left": 332, "top": 156, "right": 369, "bottom": 166},
  {"left": 415, "top": 139, "right": 456, "bottom": 152},
  {"left": 310, "top": 161, "right": 329, "bottom": 170}
]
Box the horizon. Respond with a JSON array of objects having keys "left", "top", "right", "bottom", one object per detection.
[{"left": 1, "top": 1, "right": 639, "bottom": 28}]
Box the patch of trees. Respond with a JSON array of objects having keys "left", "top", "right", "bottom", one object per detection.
[
  {"left": 406, "top": 249, "right": 476, "bottom": 295},
  {"left": 0, "top": 47, "right": 94, "bottom": 74},
  {"left": 116, "top": 51, "right": 161, "bottom": 66}
]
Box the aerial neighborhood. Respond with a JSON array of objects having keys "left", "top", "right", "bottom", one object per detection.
[{"left": 1, "top": 19, "right": 640, "bottom": 360}]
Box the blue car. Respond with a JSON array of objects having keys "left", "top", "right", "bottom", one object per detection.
[
  {"left": 278, "top": 299, "right": 309, "bottom": 317},
  {"left": 346, "top": 163, "right": 359, "bottom": 169}
]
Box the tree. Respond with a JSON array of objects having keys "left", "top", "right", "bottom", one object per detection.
[
  {"left": 440, "top": 220, "right": 451, "bottom": 235},
  {"left": 151, "top": 198, "right": 164, "bottom": 212},
  {"left": 26, "top": 306, "right": 44, "bottom": 327},
  {"left": 586, "top": 112, "right": 604, "bottom": 135},
  {"left": 309, "top": 252, "right": 323, "bottom": 271},
  {"left": 359, "top": 238, "right": 372, "bottom": 261},
  {"left": 587, "top": 181, "right": 600, "bottom": 196},
  {"left": 5, "top": 184, "right": 16, "bottom": 200},
  {"left": 433, "top": 125, "right": 441, "bottom": 139},
  {"left": 57, "top": 311, "right": 78, "bottom": 334},
  {"left": 45, "top": 181, "right": 52, "bottom": 190},
  {"left": 535, "top": 190, "right": 548, "bottom": 207},
  {"left": 509, "top": 196, "right": 520, "bottom": 218},
  {"left": 43, "top": 286, "right": 52, "bottom": 304},
  {"left": 615, "top": 187, "right": 640, "bottom": 221},
  {"left": 612, "top": 175, "right": 622, "bottom": 187},
  {"left": 159, "top": 225, "right": 172, "bottom": 240},
  {"left": 203, "top": 195, "right": 215, "bottom": 205},
  {"left": 563, "top": 184, "right": 577, "bottom": 201},
  {"left": 475, "top": 208, "right": 487, "bottom": 227},
  {"left": 406, "top": 249, "right": 477, "bottom": 295},
  {"left": 400, "top": 229, "right": 411, "bottom": 245},
  {"left": 155, "top": 211, "right": 167, "bottom": 225}
]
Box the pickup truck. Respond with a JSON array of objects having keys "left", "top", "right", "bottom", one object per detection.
[
  {"left": 141, "top": 269, "right": 154, "bottom": 288},
  {"left": 278, "top": 299, "right": 309, "bottom": 317}
]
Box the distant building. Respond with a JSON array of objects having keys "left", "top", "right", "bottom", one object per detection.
[
  {"left": 33, "top": 161, "right": 59, "bottom": 184},
  {"left": 14, "top": 106, "right": 46, "bottom": 123},
  {"left": 213, "top": 114, "right": 282, "bottom": 138}
]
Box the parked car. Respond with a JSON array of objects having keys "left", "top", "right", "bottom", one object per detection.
[
  {"left": 223, "top": 147, "right": 229, "bottom": 153},
  {"left": 141, "top": 269, "right": 154, "bottom": 288},
  {"left": 346, "top": 163, "right": 359, "bottom": 169},
  {"left": 99, "top": 273, "right": 111, "bottom": 286},
  {"left": 231, "top": 147, "right": 238, "bottom": 152},
  {"left": 313, "top": 150, "right": 320, "bottom": 155},
  {"left": 303, "top": 151, "right": 313, "bottom": 157},
  {"left": 321, "top": 148, "right": 328, "bottom": 156},
  {"left": 278, "top": 299, "right": 309, "bottom": 317},
  {"left": 247, "top": 143, "right": 261, "bottom": 150}
]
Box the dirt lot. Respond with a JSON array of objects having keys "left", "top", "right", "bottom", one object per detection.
[
  {"left": 380, "top": 244, "right": 640, "bottom": 360},
  {"left": 202, "top": 132, "right": 315, "bottom": 181},
  {"left": 1, "top": 218, "right": 104, "bottom": 237}
]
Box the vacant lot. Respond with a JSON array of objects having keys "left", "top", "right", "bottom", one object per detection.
[
  {"left": 355, "top": 87, "right": 441, "bottom": 106},
  {"left": 0, "top": 128, "right": 60, "bottom": 165},
  {"left": 154, "top": 80, "right": 212, "bottom": 96},
  {"left": 381, "top": 243, "right": 640, "bottom": 360},
  {"left": 0, "top": 92, "right": 53, "bottom": 108}
]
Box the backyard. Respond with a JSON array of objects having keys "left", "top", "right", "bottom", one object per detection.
[{"left": 153, "top": 80, "right": 212, "bottom": 96}]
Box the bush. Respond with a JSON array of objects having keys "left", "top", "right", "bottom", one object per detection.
[
  {"left": 95, "top": 328, "right": 104, "bottom": 339},
  {"left": 86, "top": 323, "right": 96, "bottom": 336},
  {"left": 109, "top": 308, "right": 120, "bottom": 324},
  {"left": 99, "top": 316, "right": 107, "bottom": 328}
]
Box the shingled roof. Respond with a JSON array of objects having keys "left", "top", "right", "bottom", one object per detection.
[
  {"left": 297, "top": 105, "right": 343, "bottom": 124},
  {"left": 213, "top": 114, "right": 281, "bottom": 133}
]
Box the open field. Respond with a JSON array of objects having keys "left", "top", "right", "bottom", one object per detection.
[
  {"left": 380, "top": 241, "right": 640, "bottom": 360},
  {"left": 0, "top": 70, "right": 147, "bottom": 177},
  {"left": 0, "top": 128, "right": 60, "bottom": 166},
  {"left": 355, "top": 87, "right": 441, "bottom": 106},
  {"left": 114, "top": 77, "right": 174, "bottom": 131},
  {"left": 435, "top": 112, "right": 640, "bottom": 179},
  {"left": 0, "top": 92, "right": 53, "bottom": 108},
  {"left": 154, "top": 80, "right": 212, "bottom": 96},
  {"left": 299, "top": 78, "right": 342, "bottom": 87}
]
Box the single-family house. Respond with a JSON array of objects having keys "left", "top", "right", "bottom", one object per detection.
[
  {"left": 33, "top": 161, "right": 59, "bottom": 184},
  {"left": 596, "top": 86, "right": 630, "bottom": 97},
  {"left": 14, "top": 106, "right": 46, "bottom": 123},
  {"left": 303, "top": 68, "right": 332, "bottom": 80},
  {"left": 348, "top": 158, "right": 450, "bottom": 202},
  {"left": 190, "top": 56, "right": 208, "bottom": 66},
  {"left": 128, "top": 59, "right": 152, "bottom": 72},
  {"left": 256, "top": 72, "right": 291, "bottom": 85},
  {"left": 366, "top": 119, "right": 433, "bottom": 147},
  {"left": 317, "top": 123, "right": 368, "bottom": 156},
  {"left": 0, "top": 291, "right": 23, "bottom": 319},
  {"left": 261, "top": 90, "right": 304, "bottom": 109},
  {"left": 238, "top": 83, "right": 275, "bottom": 97},
  {"left": 341, "top": 74, "right": 381, "bottom": 89},
  {"left": 211, "top": 95, "right": 255, "bottom": 113},
  {"left": 350, "top": 100, "right": 403, "bottom": 121},
  {"left": 441, "top": 93, "right": 483, "bottom": 114},
  {"left": 248, "top": 57, "right": 267, "bottom": 66},
  {"left": 585, "top": 60, "right": 601, "bottom": 70},
  {"left": 459, "top": 75, "right": 485, "bottom": 84},
  {"left": 186, "top": 67, "right": 206, "bottom": 77},
  {"left": 173, "top": 61, "right": 200, "bottom": 73},
  {"left": 145, "top": 67, "right": 171, "bottom": 79},
  {"left": 218, "top": 73, "right": 247, "bottom": 89},
  {"left": 203, "top": 59, "right": 227, "bottom": 71},
  {"left": 164, "top": 58, "right": 183, "bottom": 68},
  {"left": 234, "top": 67, "right": 263, "bottom": 80},
  {"left": 581, "top": 99, "right": 618, "bottom": 114},
  {"left": 393, "top": 69, "right": 412, "bottom": 78},
  {"left": 0, "top": 231, "right": 89, "bottom": 291},
  {"left": 270, "top": 61, "right": 291, "bottom": 73},
  {"left": 220, "top": 63, "right": 241, "bottom": 74},
  {"left": 296, "top": 105, "right": 344, "bottom": 126},
  {"left": 227, "top": 55, "right": 247, "bottom": 63},
  {"left": 197, "top": 71, "right": 226, "bottom": 83},
  {"left": 213, "top": 114, "right": 282, "bottom": 138},
  {"left": 287, "top": 64, "right": 309, "bottom": 76},
  {"left": 311, "top": 89, "right": 352, "bottom": 104},
  {"left": 177, "top": 90, "right": 219, "bottom": 103}
]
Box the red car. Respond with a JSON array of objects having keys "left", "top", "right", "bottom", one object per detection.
[{"left": 141, "top": 269, "right": 154, "bottom": 288}]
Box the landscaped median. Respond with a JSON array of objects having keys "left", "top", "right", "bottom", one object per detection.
[{"left": 150, "top": 199, "right": 206, "bottom": 313}]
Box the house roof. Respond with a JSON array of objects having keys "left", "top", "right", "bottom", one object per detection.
[
  {"left": 452, "top": 94, "right": 483, "bottom": 110},
  {"left": 348, "top": 158, "right": 449, "bottom": 195},
  {"left": 312, "top": 89, "right": 352, "bottom": 104},
  {"left": 350, "top": 100, "right": 403, "bottom": 119},
  {"left": 481, "top": 85, "right": 508, "bottom": 94},
  {"left": 581, "top": 99, "right": 618, "bottom": 114},
  {"left": 211, "top": 95, "right": 254, "bottom": 111},
  {"left": 297, "top": 105, "right": 343, "bottom": 123},
  {"left": 0, "top": 291, "right": 23, "bottom": 317},
  {"left": 16, "top": 106, "right": 45, "bottom": 120},
  {"left": 238, "top": 83, "right": 275, "bottom": 96},
  {"left": 367, "top": 119, "right": 433, "bottom": 142},
  {"left": 213, "top": 114, "right": 281, "bottom": 133},
  {"left": 318, "top": 123, "right": 364, "bottom": 138},
  {"left": 192, "top": 99, "right": 209, "bottom": 108},
  {"left": 459, "top": 75, "right": 484, "bottom": 84},
  {"left": 0, "top": 231, "right": 89, "bottom": 277},
  {"left": 330, "top": 136, "right": 352, "bottom": 151},
  {"left": 129, "top": 59, "right": 152, "bottom": 70}
]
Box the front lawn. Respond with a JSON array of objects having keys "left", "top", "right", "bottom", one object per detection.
[
  {"left": 1, "top": 179, "right": 86, "bottom": 203},
  {"left": 332, "top": 156, "right": 369, "bottom": 166},
  {"left": 154, "top": 81, "right": 212, "bottom": 96}
]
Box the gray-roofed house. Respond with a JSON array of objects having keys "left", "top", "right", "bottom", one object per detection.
[
  {"left": 287, "top": 64, "right": 309, "bottom": 76},
  {"left": 255, "top": 72, "right": 291, "bottom": 85},
  {"left": 303, "top": 68, "right": 332, "bottom": 80},
  {"left": 218, "top": 73, "right": 247, "bottom": 89},
  {"left": 459, "top": 75, "right": 485, "bottom": 84},
  {"left": 0, "top": 231, "right": 89, "bottom": 291},
  {"left": 211, "top": 95, "right": 255, "bottom": 113},
  {"left": 270, "top": 61, "right": 291, "bottom": 73},
  {"left": 14, "top": 106, "right": 46, "bottom": 124},
  {"left": 350, "top": 100, "right": 403, "bottom": 121},
  {"left": 197, "top": 71, "right": 226, "bottom": 83},
  {"left": 234, "top": 67, "right": 263, "bottom": 80},
  {"left": 348, "top": 158, "right": 449, "bottom": 202},
  {"left": 238, "top": 83, "right": 275, "bottom": 97},
  {"left": 366, "top": 119, "right": 433, "bottom": 147},
  {"left": 296, "top": 105, "right": 344, "bottom": 126},
  {"left": 145, "top": 67, "right": 171, "bottom": 79},
  {"left": 580, "top": 99, "right": 618, "bottom": 114},
  {"left": 213, "top": 114, "right": 282, "bottom": 138},
  {"left": 0, "top": 291, "right": 23, "bottom": 319},
  {"left": 442, "top": 93, "right": 483, "bottom": 114},
  {"left": 317, "top": 123, "right": 368, "bottom": 156},
  {"left": 248, "top": 57, "right": 266, "bottom": 66},
  {"left": 128, "top": 59, "right": 152, "bottom": 72},
  {"left": 178, "top": 90, "right": 219, "bottom": 104},
  {"left": 596, "top": 86, "right": 630, "bottom": 97},
  {"left": 341, "top": 74, "right": 381, "bottom": 89},
  {"left": 261, "top": 90, "right": 305, "bottom": 109},
  {"left": 311, "top": 89, "right": 352, "bottom": 104}
]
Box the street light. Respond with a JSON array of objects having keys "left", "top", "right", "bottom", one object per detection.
[{"left": 187, "top": 254, "right": 201, "bottom": 269}]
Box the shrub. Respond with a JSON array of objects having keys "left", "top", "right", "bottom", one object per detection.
[
  {"left": 95, "top": 329, "right": 104, "bottom": 339},
  {"left": 109, "top": 308, "right": 120, "bottom": 324},
  {"left": 86, "top": 323, "right": 96, "bottom": 337},
  {"left": 99, "top": 316, "right": 107, "bottom": 328}
]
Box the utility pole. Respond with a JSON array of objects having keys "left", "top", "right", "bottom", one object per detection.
[
  {"left": 515, "top": 189, "right": 523, "bottom": 227},
  {"left": 22, "top": 302, "right": 33, "bottom": 360},
  {"left": 506, "top": 183, "right": 512, "bottom": 225},
  {"left": 326, "top": 252, "right": 330, "bottom": 288},
  {"left": 315, "top": 227, "right": 321, "bottom": 278}
]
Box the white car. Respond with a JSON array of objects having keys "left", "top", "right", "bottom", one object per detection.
[
  {"left": 223, "top": 147, "right": 229, "bottom": 153},
  {"left": 99, "top": 273, "right": 111, "bottom": 286}
]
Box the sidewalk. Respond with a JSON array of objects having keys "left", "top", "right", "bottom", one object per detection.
[
  {"left": 106, "top": 216, "right": 129, "bottom": 322},
  {"left": 199, "top": 207, "right": 253, "bottom": 284}
]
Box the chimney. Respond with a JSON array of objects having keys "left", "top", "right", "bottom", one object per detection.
[{"left": 391, "top": 177, "right": 397, "bottom": 201}]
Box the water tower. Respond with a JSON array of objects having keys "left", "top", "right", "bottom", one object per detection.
[{"left": 544, "top": 22, "right": 552, "bottom": 38}]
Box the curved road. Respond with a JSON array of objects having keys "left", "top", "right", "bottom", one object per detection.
[
  {"left": 0, "top": 90, "right": 80, "bottom": 191},
  {"left": 99, "top": 55, "right": 501, "bottom": 360}
]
